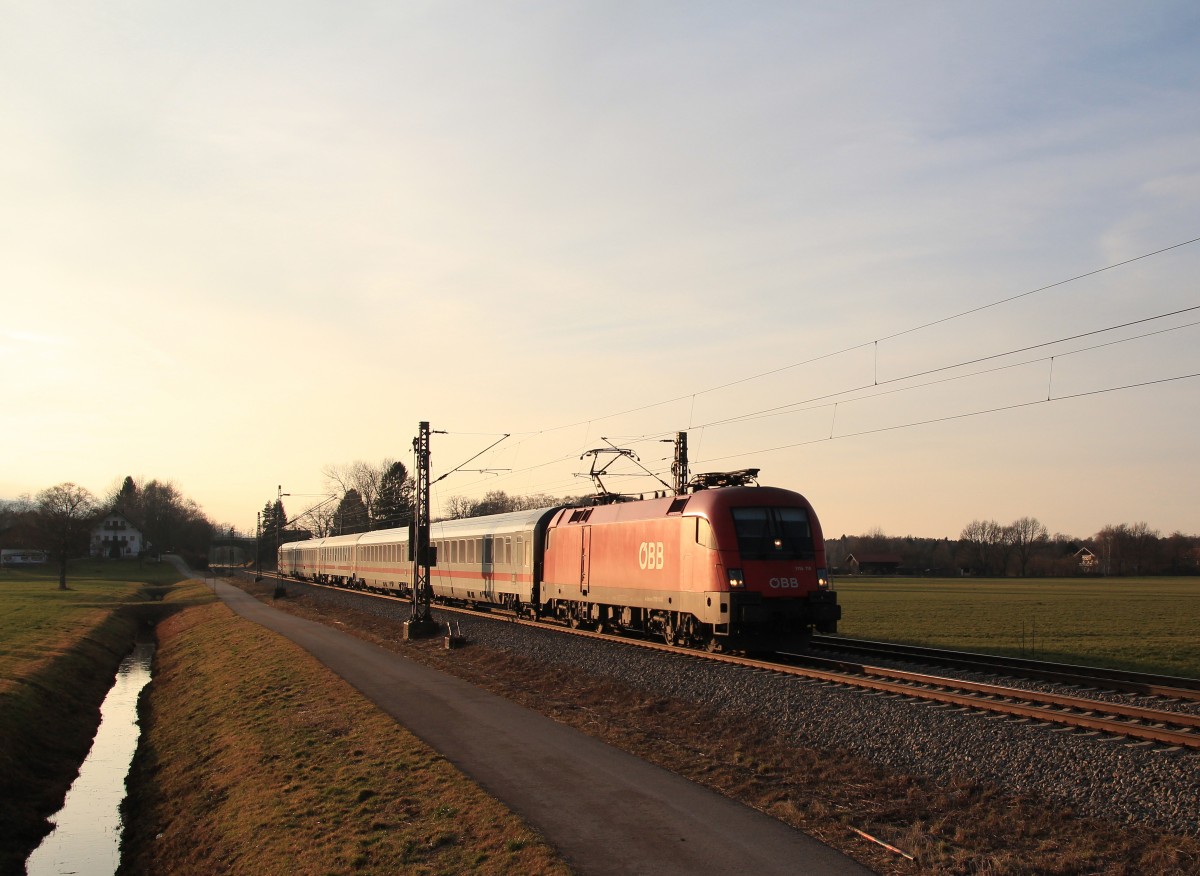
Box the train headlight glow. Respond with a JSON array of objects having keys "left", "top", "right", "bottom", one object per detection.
[
  {"left": 728, "top": 568, "right": 745, "bottom": 589},
  {"left": 817, "top": 568, "right": 831, "bottom": 590}
]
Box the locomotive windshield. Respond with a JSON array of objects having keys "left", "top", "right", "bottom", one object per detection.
[{"left": 730, "top": 506, "right": 815, "bottom": 560}]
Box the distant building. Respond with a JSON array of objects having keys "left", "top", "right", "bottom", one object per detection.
[
  {"left": 91, "top": 513, "right": 145, "bottom": 558},
  {"left": 1074, "top": 547, "right": 1099, "bottom": 574},
  {"left": 844, "top": 552, "right": 903, "bottom": 575},
  {"left": 1, "top": 548, "right": 48, "bottom": 566}
]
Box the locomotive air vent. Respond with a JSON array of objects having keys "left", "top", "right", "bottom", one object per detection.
[{"left": 666, "top": 497, "right": 689, "bottom": 515}]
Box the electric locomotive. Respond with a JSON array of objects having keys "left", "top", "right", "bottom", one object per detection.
[{"left": 540, "top": 481, "right": 838, "bottom": 650}]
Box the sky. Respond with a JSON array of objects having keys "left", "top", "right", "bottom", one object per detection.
[{"left": 2, "top": 1, "right": 1198, "bottom": 540}]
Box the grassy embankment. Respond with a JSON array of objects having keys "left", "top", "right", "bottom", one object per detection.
[
  {"left": 0, "top": 559, "right": 188, "bottom": 875},
  {"left": 836, "top": 577, "right": 1200, "bottom": 678},
  {"left": 1, "top": 561, "right": 566, "bottom": 875},
  {"left": 118, "top": 589, "right": 569, "bottom": 875}
]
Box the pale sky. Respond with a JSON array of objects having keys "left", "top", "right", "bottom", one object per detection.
[{"left": 3, "top": 1, "right": 1198, "bottom": 540}]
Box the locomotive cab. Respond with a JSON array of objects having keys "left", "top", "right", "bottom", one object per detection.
[{"left": 702, "top": 488, "right": 840, "bottom": 651}]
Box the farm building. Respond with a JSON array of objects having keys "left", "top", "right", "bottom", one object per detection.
[
  {"left": 844, "top": 552, "right": 903, "bottom": 575},
  {"left": 91, "top": 513, "right": 145, "bottom": 558},
  {"left": 1074, "top": 547, "right": 1100, "bottom": 574}
]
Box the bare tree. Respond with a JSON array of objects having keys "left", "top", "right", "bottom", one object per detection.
[
  {"left": 443, "top": 495, "right": 478, "bottom": 520},
  {"left": 1006, "top": 516, "right": 1048, "bottom": 577},
  {"left": 958, "top": 519, "right": 1008, "bottom": 576},
  {"left": 1096, "top": 521, "right": 1160, "bottom": 575},
  {"left": 35, "top": 483, "right": 100, "bottom": 589},
  {"left": 441, "top": 491, "right": 567, "bottom": 521},
  {"left": 324, "top": 459, "right": 395, "bottom": 529},
  {"left": 304, "top": 501, "right": 336, "bottom": 538}
]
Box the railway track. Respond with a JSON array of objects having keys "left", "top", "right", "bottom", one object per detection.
[
  {"left": 260, "top": 572, "right": 1200, "bottom": 752},
  {"left": 808, "top": 634, "right": 1200, "bottom": 702}
]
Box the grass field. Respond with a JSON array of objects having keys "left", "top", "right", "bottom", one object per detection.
[
  {"left": 834, "top": 576, "right": 1200, "bottom": 678},
  {"left": 0, "top": 559, "right": 183, "bottom": 694}
]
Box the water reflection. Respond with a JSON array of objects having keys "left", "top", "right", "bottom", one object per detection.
[{"left": 26, "top": 643, "right": 155, "bottom": 876}]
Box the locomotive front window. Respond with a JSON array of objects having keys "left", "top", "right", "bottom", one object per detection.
[{"left": 730, "top": 507, "right": 815, "bottom": 560}]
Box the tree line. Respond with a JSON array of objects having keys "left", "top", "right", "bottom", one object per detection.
[
  {"left": 268, "top": 463, "right": 579, "bottom": 544},
  {"left": 259, "top": 463, "right": 1199, "bottom": 579},
  {"left": 261, "top": 459, "right": 414, "bottom": 546},
  {"left": 828, "top": 517, "right": 1200, "bottom": 577},
  {"left": 0, "top": 477, "right": 215, "bottom": 588}
]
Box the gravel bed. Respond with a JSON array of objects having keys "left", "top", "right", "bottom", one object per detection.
[{"left": 281, "top": 582, "right": 1200, "bottom": 837}]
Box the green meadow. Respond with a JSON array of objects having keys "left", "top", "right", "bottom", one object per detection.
[
  {"left": 834, "top": 576, "right": 1200, "bottom": 679},
  {"left": 0, "top": 559, "right": 185, "bottom": 690}
]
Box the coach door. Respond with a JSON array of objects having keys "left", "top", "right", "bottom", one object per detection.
[
  {"left": 579, "top": 526, "right": 591, "bottom": 598},
  {"left": 482, "top": 535, "right": 495, "bottom": 600}
]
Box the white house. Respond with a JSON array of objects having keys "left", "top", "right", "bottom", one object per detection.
[{"left": 91, "top": 513, "right": 145, "bottom": 558}]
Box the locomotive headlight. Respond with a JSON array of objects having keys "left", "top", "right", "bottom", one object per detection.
[
  {"left": 728, "top": 568, "right": 745, "bottom": 589},
  {"left": 817, "top": 568, "right": 831, "bottom": 590}
]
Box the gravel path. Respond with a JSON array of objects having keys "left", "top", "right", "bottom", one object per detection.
[{"left": 279, "top": 581, "right": 1200, "bottom": 837}]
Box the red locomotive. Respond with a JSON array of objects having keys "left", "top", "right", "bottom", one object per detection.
[{"left": 541, "top": 482, "right": 838, "bottom": 650}]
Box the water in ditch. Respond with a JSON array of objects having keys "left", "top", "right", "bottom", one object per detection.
[{"left": 25, "top": 642, "right": 155, "bottom": 876}]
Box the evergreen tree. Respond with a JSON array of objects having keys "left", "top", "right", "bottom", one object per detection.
[
  {"left": 259, "top": 499, "right": 287, "bottom": 569},
  {"left": 372, "top": 461, "right": 413, "bottom": 529},
  {"left": 115, "top": 475, "right": 139, "bottom": 519},
  {"left": 333, "top": 490, "right": 369, "bottom": 535}
]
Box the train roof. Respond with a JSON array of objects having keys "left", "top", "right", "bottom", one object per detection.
[
  {"left": 430, "top": 506, "right": 564, "bottom": 539},
  {"left": 279, "top": 506, "right": 567, "bottom": 552},
  {"left": 549, "top": 485, "right": 816, "bottom": 526}
]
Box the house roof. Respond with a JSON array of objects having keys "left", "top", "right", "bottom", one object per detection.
[{"left": 845, "top": 553, "right": 903, "bottom": 564}]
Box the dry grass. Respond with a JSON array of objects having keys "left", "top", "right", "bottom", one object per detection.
[
  {"left": 242, "top": 579, "right": 1200, "bottom": 875},
  {"left": 119, "top": 598, "right": 569, "bottom": 876}
]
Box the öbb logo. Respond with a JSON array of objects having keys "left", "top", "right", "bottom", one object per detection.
[
  {"left": 638, "top": 542, "right": 665, "bottom": 570},
  {"left": 769, "top": 577, "right": 800, "bottom": 588}
]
